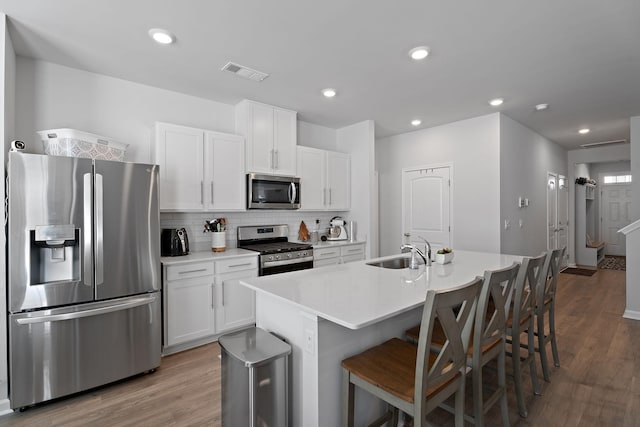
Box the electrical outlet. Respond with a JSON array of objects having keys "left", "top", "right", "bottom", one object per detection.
[
  {"left": 519, "top": 219, "right": 523, "bottom": 228},
  {"left": 504, "top": 220, "right": 511, "bottom": 230},
  {"left": 304, "top": 329, "right": 315, "bottom": 354}
]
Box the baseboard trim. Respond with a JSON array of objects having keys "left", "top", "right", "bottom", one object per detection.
[
  {"left": 0, "top": 398, "right": 12, "bottom": 415},
  {"left": 623, "top": 309, "right": 640, "bottom": 321}
]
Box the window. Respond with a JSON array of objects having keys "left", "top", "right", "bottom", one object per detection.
[{"left": 603, "top": 174, "right": 632, "bottom": 184}]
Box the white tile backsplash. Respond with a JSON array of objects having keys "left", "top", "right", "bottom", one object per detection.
[{"left": 161, "top": 211, "right": 349, "bottom": 252}]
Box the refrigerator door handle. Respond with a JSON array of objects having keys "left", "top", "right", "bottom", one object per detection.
[
  {"left": 15, "top": 295, "right": 156, "bottom": 325},
  {"left": 95, "top": 173, "right": 104, "bottom": 286},
  {"left": 83, "top": 173, "right": 93, "bottom": 287}
]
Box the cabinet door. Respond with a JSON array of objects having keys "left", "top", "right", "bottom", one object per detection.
[
  {"left": 166, "top": 276, "right": 215, "bottom": 346},
  {"left": 341, "top": 244, "right": 365, "bottom": 260},
  {"left": 155, "top": 123, "right": 204, "bottom": 210},
  {"left": 247, "top": 103, "right": 275, "bottom": 174},
  {"left": 215, "top": 269, "right": 258, "bottom": 333},
  {"left": 297, "top": 147, "right": 326, "bottom": 210},
  {"left": 327, "top": 152, "right": 351, "bottom": 210},
  {"left": 273, "top": 108, "right": 297, "bottom": 176},
  {"left": 206, "top": 132, "right": 246, "bottom": 210},
  {"left": 313, "top": 247, "right": 341, "bottom": 267}
]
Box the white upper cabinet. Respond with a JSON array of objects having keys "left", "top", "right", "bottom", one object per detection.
[
  {"left": 297, "top": 146, "right": 326, "bottom": 210},
  {"left": 326, "top": 151, "right": 351, "bottom": 210},
  {"left": 206, "top": 132, "right": 245, "bottom": 211},
  {"left": 297, "top": 146, "right": 350, "bottom": 211},
  {"left": 154, "top": 122, "right": 245, "bottom": 211},
  {"left": 236, "top": 100, "right": 297, "bottom": 176}
]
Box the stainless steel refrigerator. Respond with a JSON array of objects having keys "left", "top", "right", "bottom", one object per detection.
[{"left": 7, "top": 152, "right": 161, "bottom": 410}]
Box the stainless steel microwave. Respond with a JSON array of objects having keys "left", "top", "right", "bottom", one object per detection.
[{"left": 247, "top": 173, "right": 300, "bottom": 209}]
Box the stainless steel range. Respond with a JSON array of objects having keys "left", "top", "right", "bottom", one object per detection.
[{"left": 237, "top": 225, "right": 313, "bottom": 276}]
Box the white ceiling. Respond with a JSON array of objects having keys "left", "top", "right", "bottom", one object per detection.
[{"left": 2, "top": 0, "right": 639, "bottom": 149}]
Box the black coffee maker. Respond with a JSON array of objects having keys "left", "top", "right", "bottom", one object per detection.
[{"left": 161, "top": 228, "right": 189, "bottom": 256}]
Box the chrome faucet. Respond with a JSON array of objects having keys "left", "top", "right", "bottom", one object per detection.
[{"left": 400, "top": 236, "right": 432, "bottom": 267}]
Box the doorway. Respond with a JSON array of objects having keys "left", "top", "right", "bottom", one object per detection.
[
  {"left": 599, "top": 172, "right": 632, "bottom": 256},
  {"left": 402, "top": 165, "right": 452, "bottom": 251},
  {"left": 547, "top": 172, "right": 568, "bottom": 268}
]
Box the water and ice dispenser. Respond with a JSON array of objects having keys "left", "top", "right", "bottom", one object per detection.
[{"left": 29, "top": 224, "right": 81, "bottom": 285}]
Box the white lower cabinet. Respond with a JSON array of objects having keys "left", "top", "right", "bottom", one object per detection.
[
  {"left": 313, "top": 243, "right": 365, "bottom": 267},
  {"left": 214, "top": 257, "right": 258, "bottom": 332},
  {"left": 340, "top": 244, "right": 365, "bottom": 263},
  {"left": 165, "top": 262, "right": 216, "bottom": 348},
  {"left": 313, "top": 247, "right": 341, "bottom": 267},
  {"left": 163, "top": 256, "right": 258, "bottom": 354}
]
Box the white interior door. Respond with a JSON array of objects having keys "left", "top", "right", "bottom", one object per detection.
[
  {"left": 547, "top": 173, "right": 558, "bottom": 252},
  {"left": 600, "top": 183, "right": 631, "bottom": 256},
  {"left": 557, "top": 175, "right": 568, "bottom": 267},
  {"left": 402, "top": 166, "right": 451, "bottom": 252}
]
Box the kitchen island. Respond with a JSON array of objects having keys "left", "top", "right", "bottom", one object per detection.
[{"left": 239, "top": 250, "right": 523, "bottom": 427}]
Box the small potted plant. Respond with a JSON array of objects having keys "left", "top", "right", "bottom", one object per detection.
[{"left": 435, "top": 248, "right": 454, "bottom": 264}]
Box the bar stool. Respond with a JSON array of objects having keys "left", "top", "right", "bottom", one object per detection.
[
  {"left": 506, "top": 254, "right": 545, "bottom": 417},
  {"left": 405, "top": 263, "right": 519, "bottom": 427},
  {"left": 535, "top": 247, "right": 565, "bottom": 381},
  {"left": 341, "top": 277, "right": 482, "bottom": 427}
]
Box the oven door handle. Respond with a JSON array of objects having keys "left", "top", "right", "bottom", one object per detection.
[{"left": 262, "top": 255, "right": 314, "bottom": 268}]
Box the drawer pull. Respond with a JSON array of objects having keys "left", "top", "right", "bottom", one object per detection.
[
  {"left": 228, "top": 262, "right": 253, "bottom": 268},
  {"left": 347, "top": 248, "right": 361, "bottom": 253},
  {"left": 178, "top": 268, "right": 207, "bottom": 274},
  {"left": 320, "top": 252, "right": 338, "bottom": 257}
]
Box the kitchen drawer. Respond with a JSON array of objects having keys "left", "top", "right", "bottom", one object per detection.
[
  {"left": 340, "top": 245, "right": 364, "bottom": 257},
  {"left": 166, "top": 261, "right": 214, "bottom": 281},
  {"left": 214, "top": 256, "right": 258, "bottom": 274},
  {"left": 314, "top": 247, "right": 341, "bottom": 259},
  {"left": 314, "top": 257, "right": 341, "bottom": 268},
  {"left": 341, "top": 254, "right": 364, "bottom": 264}
]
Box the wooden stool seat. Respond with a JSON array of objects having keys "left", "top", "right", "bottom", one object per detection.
[{"left": 342, "top": 338, "right": 456, "bottom": 404}]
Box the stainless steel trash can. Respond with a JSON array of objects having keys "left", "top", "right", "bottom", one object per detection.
[{"left": 219, "top": 327, "right": 291, "bottom": 427}]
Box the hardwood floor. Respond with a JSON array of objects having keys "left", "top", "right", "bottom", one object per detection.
[{"left": 0, "top": 268, "right": 638, "bottom": 426}]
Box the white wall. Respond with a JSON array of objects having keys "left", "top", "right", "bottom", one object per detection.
[
  {"left": 376, "top": 113, "right": 501, "bottom": 256},
  {"left": 632, "top": 117, "right": 640, "bottom": 221},
  {"left": 567, "top": 144, "right": 631, "bottom": 265},
  {"left": 298, "top": 121, "right": 337, "bottom": 151},
  {"left": 499, "top": 115, "right": 567, "bottom": 256},
  {"left": 15, "top": 57, "right": 235, "bottom": 163},
  {"left": 337, "top": 120, "right": 376, "bottom": 257},
  {"left": 0, "top": 13, "right": 15, "bottom": 414}
]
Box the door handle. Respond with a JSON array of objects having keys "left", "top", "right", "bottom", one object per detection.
[
  {"left": 211, "top": 181, "right": 214, "bottom": 204},
  {"left": 95, "top": 173, "right": 104, "bottom": 287},
  {"left": 83, "top": 173, "right": 93, "bottom": 287},
  {"left": 289, "top": 182, "right": 296, "bottom": 204},
  {"left": 275, "top": 150, "right": 279, "bottom": 169},
  {"left": 16, "top": 295, "right": 156, "bottom": 324},
  {"left": 200, "top": 181, "right": 204, "bottom": 205},
  {"left": 270, "top": 150, "right": 274, "bottom": 169},
  {"left": 329, "top": 188, "right": 332, "bottom": 205}
]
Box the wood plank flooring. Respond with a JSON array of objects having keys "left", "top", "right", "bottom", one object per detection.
[{"left": 0, "top": 268, "right": 638, "bottom": 426}]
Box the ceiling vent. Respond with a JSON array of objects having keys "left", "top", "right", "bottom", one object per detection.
[
  {"left": 580, "top": 139, "right": 628, "bottom": 148},
  {"left": 221, "top": 62, "right": 269, "bottom": 82}
]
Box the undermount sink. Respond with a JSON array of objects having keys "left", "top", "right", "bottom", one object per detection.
[{"left": 366, "top": 256, "right": 413, "bottom": 269}]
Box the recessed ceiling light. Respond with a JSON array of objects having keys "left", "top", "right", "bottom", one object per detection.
[
  {"left": 535, "top": 103, "right": 549, "bottom": 111},
  {"left": 411, "top": 119, "right": 422, "bottom": 126},
  {"left": 148, "top": 28, "right": 175, "bottom": 45},
  {"left": 489, "top": 98, "right": 504, "bottom": 107},
  {"left": 322, "top": 88, "right": 337, "bottom": 98},
  {"left": 408, "top": 46, "right": 430, "bottom": 60},
  {"left": 579, "top": 128, "right": 590, "bottom": 134}
]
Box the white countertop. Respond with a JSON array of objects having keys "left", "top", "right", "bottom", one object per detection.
[
  {"left": 240, "top": 250, "right": 522, "bottom": 330},
  {"left": 161, "top": 248, "right": 258, "bottom": 265}
]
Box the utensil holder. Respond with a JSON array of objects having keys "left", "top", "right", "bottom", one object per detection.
[{"left": 211, "top": 232, "right": 226, "bottom": 252}]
